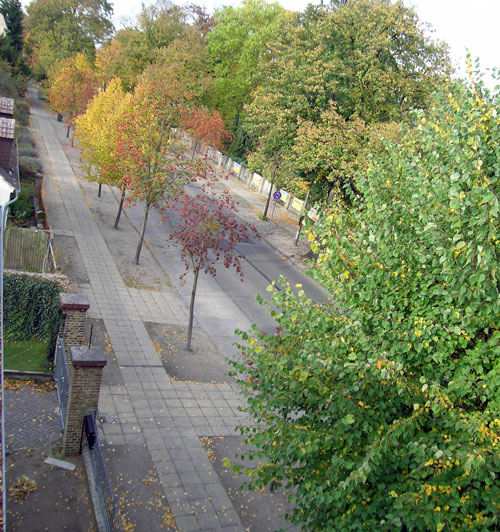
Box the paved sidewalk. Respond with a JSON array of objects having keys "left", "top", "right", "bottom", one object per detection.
[{"left": 30, "top": 89, "right": 252, "bottom": 531}]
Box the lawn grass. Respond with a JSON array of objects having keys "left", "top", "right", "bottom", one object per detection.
[{"left": 3, "top": 340, "right": 51, "bottom": 373}]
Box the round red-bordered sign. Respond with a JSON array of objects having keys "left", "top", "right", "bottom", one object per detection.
[{"left": 273, "top": 191, "right": 282, "bottom": 200}]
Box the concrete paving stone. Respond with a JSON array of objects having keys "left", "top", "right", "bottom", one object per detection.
[
  {"left": 219, "top": 523, "right": 246, "bottom": 531},
  {"left": 162, "top": 390, "right": 181, "bottom": 399},
  {"left": 150, "top": 408, "right": 168, "bottom": 417},
  {"left": 102, "top": 424, "right": 123, "bottom": 435},
  {"left": 146, "top": 437, "right": 168, "bottom": 450},
  {"left": 184, "top": 407, "right": 202, "bottom": 418},
  {"left": 115, "top": 402, "right": 134, "bottom": 413},
  {"left": 218, "top": 511, "right": 242, "bottom": 527},
  {"left": 209, "top": 494, "right": 236, "bottom": 514},
  {"left": 109, "top": 385, "right": 128, "bottom": 395},
  {"left": 158, "top": 471, "right": 182, "bottom": 488},
  {"left": 176, "top": 390, "right": 195, "bottom": 399},
  {"left": 156, "top": 418, "right": 174, "bottom": 429},
  {"left": 117, "top": 412, "right": 138, "bottom": 422},
  {"left": 106, "top": 434, "right": 126, "bottom": 446},
  {"left": 196, "top": 512, "right": 222, "bottom": 530},
  {"left": 145, "top": 390, "right": 164, "bottom": 399},
  {"left": 150, "top": 449, "right": 171, "bottom": 461},
  {"left": 178, "top": 471, "right": 203, "bottom": 486},
  {"left": 173, "top": 515, "right": 200, "bottom": 531},
  {"left": 121, "top": 423, "right": 142, "bottom": 434},
  {"left": 172, "top": 382, "right": 191, "bottom": 390},
  {"left": 168, "top": 407, "right": 188, "bottom": 417},
  {"left": 176, "top": 426, "right": 198, "bottom": 438},
  {"left": 163, "top": 437, "right": 185, "bottom": 449},
  {"left": 216, "top": 407, "right": 234, "bottom": 417},
  {"left": 165, "top": 398, "right": 184, "bottom": 408},
  {"left": 168, "top": 448, "right": 191, "bottom": 461},
  {"left": 175, "top": 460, "right": 197, "bottom": 474},
  {"left": 141, "top": 427, "right": 162, "bottom": 439},
  {"left": 211, "top": 399, "right": 230, "bottom": 408},
  {"left": 138, "top": 419, "right": 159, "bottom": 430},
  {"left": 190, "top": 417, "right": 209, "bottom": 427},
  {"left": 180, "top": 398, "right": 199, "bottom": 408},
  {"left": 224, "top": 417, "right": 242, "bottom": 428},
  {"left": 134, "top": 407, "right": 154, "bottom": 418},
  {"left": 201, "top": 407, "right": 219, "bottom": 417},
  {"left": 205, "top": 482, "right": 230, "bottom": 499},
  {"left": 148, "top": 399, "right": 167, "bottom": 409},
  {"left": 124, "top": 433, "right": 145, "bottom": 445}
]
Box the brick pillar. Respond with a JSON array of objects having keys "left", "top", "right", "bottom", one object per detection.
[
  {"left": 59, "top": 293, "right": 90, "bottom": 368},
  {"left": 63, "top": 346, "right": 107, "bottom": 456}
]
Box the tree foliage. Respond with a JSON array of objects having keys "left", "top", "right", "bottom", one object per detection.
[
  {"left": 114, "top": 78, "right": 190, "bottom": 264},
  {"left": 207, "top": 0, "right": 286, "bottom": 124},
  {"left": 74, "top": 77, "right": 130, "bottom": 203},
  {"left": 245, "top": 0, "right": 450, "bottom": 202},
  {"left": 25, "top": 0, "right": 113, "bottom": 78},
  {"left": 167, "top": 179, "right": 259, "bottom": 350},
  {"left": 230, "top": 73, "right": 500, "bottom": 530},
  {"left": 47, "top": 51, "right": 97, "bottom": 126}
]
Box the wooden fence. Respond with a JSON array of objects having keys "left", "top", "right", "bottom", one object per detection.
[{"left": 3, "top": 227, "right": 55, "bottom": 273}]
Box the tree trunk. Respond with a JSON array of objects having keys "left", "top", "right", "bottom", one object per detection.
[
  {"left": 98, "top": 183, "right": 102, "bottom": 198},
  {"left": 134, "top": 202, "right": 150, "bottom": 265},
  {"left": 114, "top": 189, "right": 126, "bottom": 229},
  {"left": 263, "top": 175, "right": 275, "bottom": 219},
  {"left": 186, "top": 269, "right": 200, "bottom": 351},
  {"left": 71, "top": 132, "right": 74, "bottom": 147},
  {"left": 66, "top": 124, "right": 71, "bottom": 137},
  {"left": 191, "top": 140, "right": 199, "bottom": 161}
]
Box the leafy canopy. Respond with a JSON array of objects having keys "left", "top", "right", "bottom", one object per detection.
[{"left": 230, "top": 71, "right": 500, "bottom": 531}]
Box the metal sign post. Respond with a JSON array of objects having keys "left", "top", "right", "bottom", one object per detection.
[{"left": 271, "top": 191, "right": 281, "bottom": 221}]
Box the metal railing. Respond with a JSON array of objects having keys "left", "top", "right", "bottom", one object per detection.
[
  {"left": 87, "top": 422, "right": 123, "bottom": 532},
  {"left": 54, "top": 337, "right": 69, "bottom": 428}
]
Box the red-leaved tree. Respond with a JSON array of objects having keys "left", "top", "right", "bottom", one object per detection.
[
  {"left": 182, "top": 107, "right": 230, "bottom": 159},
  {"left": 167, "top": 185, "right": 259, "bottom": 350}
]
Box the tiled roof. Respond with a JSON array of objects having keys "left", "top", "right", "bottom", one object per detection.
[
  {"left": 0, "top": 117, "right": 15, "bottom": 139},
  {"left": 0, "top": 96, "right": 14, "bottom": 116}
]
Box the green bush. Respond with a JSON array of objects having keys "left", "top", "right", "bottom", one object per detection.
[
  {"left": 15, "top": 128, "right": 35, "bottom": 147},
  {"left": 19, "top": 156, "right": 42, "bottom": 177},
  {"left": 9, "top": 186, "right": 34, "bottom": 226},
  {"left": 4, "top": 274, "right": 62, "bottom": 353},
  {"left": 14, "top": 100, "right": 29, "bottom": 127},
  {"left": 17, "top": 141, "right": 37, "bottom": 158},
  {"left": 231, "top": 75, "right": 500, "bottom": 530}
]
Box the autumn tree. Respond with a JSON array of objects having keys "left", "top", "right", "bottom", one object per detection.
[
  {"left": 167, "top": 182, "right": 259, "bottom": 350},
  {"left": 114, "top": 78, "right": 189, "bottom": 264},
  {"left": 230, "top": 73, "right": 500, "bottom": 530},
  {"left": 74, "top": 78, "right": 131, "bottom": 224},
  {"left": 149, "top": 27, "right": 214, "bottom": 107},
  {"left": 181, "top": 107, "right": 229, "bottom": 160},
  {"left": 244, "top": 0, "right": 450, "bottom": 202},
  {"left": 48, "top": 52, "right": 97, "bottom": 137},
  {"left": 25, "top": 0, "right": 113, "bottom": 78}
]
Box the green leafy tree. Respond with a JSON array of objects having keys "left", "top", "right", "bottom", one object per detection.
[
  {"left": 0, "top": 0, "right": 28, "bottom": 75},
  {"left": 245, "top": 0, "right": 450, "bottom": 202},
  {"left": 207, "top": 0, "right": 286, "bottom": 124},
  {"left": 1, "top": 0, "right": 24, "bottom": 53},
  {"left": 25, "top": 0, "right": 114, "bottom": 78},
  {"left": 230, "top": 73, "right": 500, "bottom": 530}
]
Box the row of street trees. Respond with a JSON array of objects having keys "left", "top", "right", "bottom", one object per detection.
[{"left": 26, "top": 0, "right": 451, "bottom": 206}]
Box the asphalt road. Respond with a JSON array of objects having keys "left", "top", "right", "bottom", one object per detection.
[{"left": 120, "top": 187, "right": 328, "bottom": 359}]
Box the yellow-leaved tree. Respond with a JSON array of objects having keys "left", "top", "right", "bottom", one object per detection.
[{"left": 74, "top": 78, "right": 131, "bottom": 227}]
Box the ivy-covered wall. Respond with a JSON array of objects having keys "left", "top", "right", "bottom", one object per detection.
[{"left": 3, "top": 272, "right": 65, "bottom": 352}]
